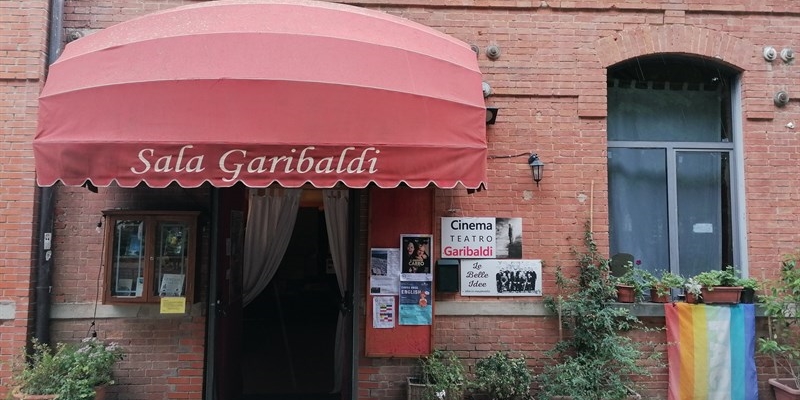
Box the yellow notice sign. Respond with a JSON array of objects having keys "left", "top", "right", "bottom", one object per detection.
[{"left": 160, "top": 297, "right": 187, "bottom": 314}]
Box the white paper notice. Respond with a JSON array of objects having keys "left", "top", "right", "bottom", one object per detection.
[
  {"left": 159, "top": 273, "right": 185, "bottom": 297},
  {"left": 372, "top": 296, "right": 395, "bottom": 329},
  {"left": 370, "top": 248, "right": 401, "bottom": 295}
]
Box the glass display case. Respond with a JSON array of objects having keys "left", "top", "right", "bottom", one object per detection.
[{"left": 103, "top": 211, "right": 199, "bottom": 304}]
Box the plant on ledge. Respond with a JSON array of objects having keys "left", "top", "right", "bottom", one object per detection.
[
  {"left": 693, "top": 266, "right": 743, "bottom": 304},
  {"left": 538, "top": 225, "right": 658, "bottom": 400},
  {"left": 612, "top": 264, "right": 649, "bottom": 303},
  {"left": 646, "top": 270, "right": 685, "bottom": 302}
]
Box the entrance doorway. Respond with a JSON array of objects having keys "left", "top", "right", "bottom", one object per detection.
[
  {"left": 214, "top": 187, "right": 352, "bottom": 400},
  {"left": 242, "top": 206, "right": 340, "bottom": 399}
]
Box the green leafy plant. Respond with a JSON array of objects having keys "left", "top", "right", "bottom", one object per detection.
[
  {"left": 11, "top": 338, "right": 124, "bottom": 400},
  {"left": 613, "top": 263, "right": 650, "bottom": 302},
  {"left": 758, "top": 251, "right": 800, "bottom": 389},
  {"left": 647, "top": 270, "right": 685, "bottom": 298},
  {"left": 472, "top": 351, "right": 532, "bottom": 400},
  {"left": 693, "top": 266, "right": 738, "bottom": 290},
  {"left": 684, "top": 277, "right": 702, "bottom": 296},
  {"left": 736, "top": 277, "right": 759, "bottom": 290},
  {"left": 414, "top": 349, "right": 466, "bottom": 400},
  {"left": 538, "top": 225, "right": 658, "bottom": 400}
]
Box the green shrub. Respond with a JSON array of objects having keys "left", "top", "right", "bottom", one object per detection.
[{"left": 472, "top": 351, "right": 532, "bottom": 400}]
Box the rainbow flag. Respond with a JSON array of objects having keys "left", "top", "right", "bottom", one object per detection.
[{"left": 665, "top": 303, "right": 758, "bottom": 400}]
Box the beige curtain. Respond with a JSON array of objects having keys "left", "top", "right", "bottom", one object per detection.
[
  {"left": 242, "top": 187, "right": 301, "bottom": 306},
  {"left": 323, "top": 189, "right": 349, "bottom": 393}
]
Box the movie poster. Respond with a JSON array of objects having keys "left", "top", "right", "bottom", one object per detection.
[
  {"left": 400, "top": 234, "right": 433, "bottom": 276},
  {"left": 399, "top": 281, "right": 432, "bottom": 325}
]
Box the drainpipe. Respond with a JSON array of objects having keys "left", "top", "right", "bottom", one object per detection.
[{"left": 34, "top": 0, "right": 64, "bottom": 345}]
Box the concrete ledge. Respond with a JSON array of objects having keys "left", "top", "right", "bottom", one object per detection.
[
  {"left": 51, "top": 302, "right": 203, "bottom": 319},
  {"left": 434, "top": 301, "right": 666, "bottom": 317},
  {"left": 435, "top": 301, "right": 549, "bottom": 316},
  {"left": 436, "top": 300, "right": 763, "bottom": 318},
  {"left": 0, "top": 301, "right": 15, "bottom": 320}
]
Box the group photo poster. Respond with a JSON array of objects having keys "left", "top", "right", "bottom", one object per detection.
[
  {"left": 400, "top": 234, "right": 433, "bottom": 276},
  {"left": 460, "top": 259, "right": 542, "bottom": 296},
  {"left": 399, "top": 280, "right": 432, "bottom": 325},
  {"left": 369, "top": 248, "right": 401, "bottom": 295}
]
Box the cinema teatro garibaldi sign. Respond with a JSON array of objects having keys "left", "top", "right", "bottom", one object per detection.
[{"left": 440, "top": 217, "right": 541, "bottom": 297}]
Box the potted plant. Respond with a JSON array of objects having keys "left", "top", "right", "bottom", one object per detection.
[
  {"left": 471, "top": 351, "right": 532, "bottom": 400},
  {"left": 646, "top": 270, "right": 684, "bottom": 303},
  {"left": 736, "top": 277, "right": 759, "bottom": 304},
  {"left": 683, "top": 277, "right": 702, "bottom": 303},
  {"left": 758, "top": 251, "right": 800, "bottom": 399},
  {"left": 10, "top": 338, "right": 124, "bottom": 400},
  {"left": 407, "top": 349, "right": 466, "bottom": 400},
  {"left": 538, "top": 227, "right": 653, "bottom": 400},
  {"left": 693, "top": 266, "right": 742, "bottom": 304},
  {"left": 613, "top": 263, "right": 648, "bottom": 303}
]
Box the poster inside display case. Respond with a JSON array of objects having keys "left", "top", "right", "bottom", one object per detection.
[{"left": 111, "top": 220, "right": 146, "bottom": 297}]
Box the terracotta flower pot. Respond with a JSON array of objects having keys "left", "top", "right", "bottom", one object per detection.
[
  {"left": 684, "top": 292, "right": 700, "bottom": 304},
  {"left": 700, "top": 286, "right": 742, "bottom": 304},
  {"left": 649, "top": 287, "right": 670, "bottom": 303},
  {"left": 615, "top": 284, "right": 635, "bottom": 303},
  {"left": 94, "top": 385, "right": 109, "bottom": 400},
  {"left": 770, "top": 378, "right": 800, "bottom": 400}
]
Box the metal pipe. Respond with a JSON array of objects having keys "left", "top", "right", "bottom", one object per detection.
[
  {"left": 34, "top": 0, "right": 65, "bottom": 345},
  {"left": 204, "top": 188, "right": 219, "bottom": 400}
]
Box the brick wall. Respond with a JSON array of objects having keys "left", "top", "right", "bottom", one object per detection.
[
  {"left": 3, "top": 0, "right": 800, "bottom": 399},
  {"left": 47, "top": 184, "right": 211, "bottom": 399},
  {"left": 0, "top": 0, "right": 49, "bottom": 397}
]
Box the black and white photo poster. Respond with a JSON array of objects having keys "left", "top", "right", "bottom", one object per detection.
[{"left": 460, "top": 259, "right": 542, "bottom": 296}]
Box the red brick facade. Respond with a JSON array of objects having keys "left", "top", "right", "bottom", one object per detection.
[{"left": 3, "top": 1, "right": 800, "bottom": 399}]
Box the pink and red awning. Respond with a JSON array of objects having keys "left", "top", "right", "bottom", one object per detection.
[{"left": 33, "top": 0, "right": 488, "bottom": 189}]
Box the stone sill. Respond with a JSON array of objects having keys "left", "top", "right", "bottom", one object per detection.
[{"left": 434, "top": 301, "right": 763, "bottom": 318}]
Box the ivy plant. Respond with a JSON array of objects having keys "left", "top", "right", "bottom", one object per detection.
[{"left": 538, "top": 224, "right": 660, "bottom": 400}]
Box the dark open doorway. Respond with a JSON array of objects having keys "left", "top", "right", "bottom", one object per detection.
[
  {"left": 214, "top": 187, "right": 350, "bottom": 400},
  {"left": 241, "top": 207, "right": 341, "bottom": 399}
]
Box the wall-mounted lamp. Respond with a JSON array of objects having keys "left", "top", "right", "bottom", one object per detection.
[
  {"left": 528, "top": 153, "right": 544, "bottom": 186},
  {"left": 486, "top": 107, "right": 499, "bottom": 125}
]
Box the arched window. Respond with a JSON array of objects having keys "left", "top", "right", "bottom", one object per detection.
[{"left": 607, "top": 55, "right": 746, "bottom": 280}]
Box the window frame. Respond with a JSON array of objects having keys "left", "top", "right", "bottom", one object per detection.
[
  {"left": 606, "top": 75, "right": 748, "bottom": 277},
  {"left": 102, "top": 210, "right": 200, "bottom": 304}
]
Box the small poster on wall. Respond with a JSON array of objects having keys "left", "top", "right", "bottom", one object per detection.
[
  {"left": 441, "top": 217, "right": 523, "bottom": 259},
  {"left": 400, "top": 234, "right": 433, "bottom": 276},
  {"left": 460, "top": 259, "right": 542, "bottom": 296},
  {"left": 399, "top": 280, "right": 432, "bottom": 325},
  {"left": 370, "top": 248, "right": 401, "bottom": 295},
  {"left": 372, "top": 296, "right": 395, "bottom": 329}
]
